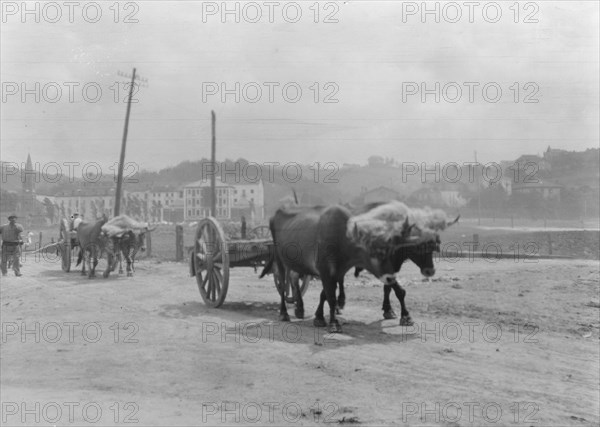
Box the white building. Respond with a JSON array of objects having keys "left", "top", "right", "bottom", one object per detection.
[
  {"left": 184, "top": 179, "right": 233, "bottom": 220},
  {"left": 183, "top": 178, "right": 264, "bottom": 222},
  {"left": 47, "top": 189, "right": 116, "bottom": 219}
]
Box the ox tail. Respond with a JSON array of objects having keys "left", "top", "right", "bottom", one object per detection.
[
  {"left": 259, "top": 255, "right": 274, "bottom": 279},
  {"left": 76, "top": 249, "right": 83, "bottom": 266},
  {"left": 259, "top": 217, "right": 277, "bottom": 279}
]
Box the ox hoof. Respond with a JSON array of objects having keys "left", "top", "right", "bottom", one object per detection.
[
  {"left": 383, "top": 310, "right": 397, "bottom": 320},
  {"left": 335, "top": 306, "right": 342, "bottom": 315},
  {"left": 295, "top": 308, "right": 304, "bottom": 319},
  {"left": 279, "top": 313, "right": 291, "bottom": 322},
  {"left": 328, "top": 321, "right": 342, "bottom": 334},
  {"left": 313, "top": 317, "right": 327, "bottom": 327},
  {"left": 399, "top": 316, "right": 414, "bottom": 326}
]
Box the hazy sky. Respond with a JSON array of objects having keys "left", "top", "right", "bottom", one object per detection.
[{"left": 1, "top": 1, "right": 599, "bottom": 173}]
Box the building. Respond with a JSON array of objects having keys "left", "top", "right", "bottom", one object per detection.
[
  {"left": 49, "top": 189, "right": 116, "bottom": 220},
  {"left": 408, "top": 183, "right": 469, "bottom": 209},
  {"left": 183, "top": 178, "right": 265, "bottom": 222},
  {"left": 20, "top": 154, "right": 36, "bottom": 213},
  {"left": 543, "top": 146, "right": 568, "bottom": 162},
  {"left": 15, "top": 154, "right": 47, "bottom": 226},
  {"left": 512, "top": 180, "right": 563, "bottom": 201},
  {"left": 513, "top": 154, "right": 551, "bottom": 172},
  {"left": 129, "top": 186, "right": 185, "bottom": 222},
  {"left": 230, "top": 180, "right": 265, "bottom": 221},
  {"left": 184, "top": 179, "right": 233, "bottom": 220},
  {"left": 359, "top": 186, "right": 402, "bottom": 205}
]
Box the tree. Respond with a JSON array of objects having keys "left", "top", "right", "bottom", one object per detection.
[
  {"left": 368, "top": 155, "right": 384, "bottom": 167},
  {"left": 0, "top": 190, "right": 19, "bottom": 213}
]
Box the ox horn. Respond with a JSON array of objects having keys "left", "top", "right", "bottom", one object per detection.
[
  {"left": 400, "top": 217, "right": 414, "bottom": 239},
  {"left": 352, "top": 223, "right": 360, "bottom": 240},
  {"left": 446, "top": 215, "right": 460, "bottom": 227}
]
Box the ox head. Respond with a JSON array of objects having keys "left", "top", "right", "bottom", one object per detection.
[
  {"left": 135, "top": 224, "right": 157, "bottom": 252},
  {"left": 395, "top": 212, "right": 460, "bottom": 277},
  {"left": 350, "top": 216, "right": 415, "bottom": 285},
  {"left": 390, "top": 230, "right": 440, "bottom": 277},
  {"left": 349, "top": 201, "right": 459, "bottom": 282}
]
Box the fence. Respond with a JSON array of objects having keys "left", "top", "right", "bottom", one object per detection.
[{"left": 20, "top": 218, "right": 600, "bottom": 262}]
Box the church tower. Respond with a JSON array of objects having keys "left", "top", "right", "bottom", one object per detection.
[{"left": 20, "top": 153, "right": 37, "bottom": 214}]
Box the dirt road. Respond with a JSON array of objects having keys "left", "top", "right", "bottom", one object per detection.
[{"left": 1, "top": 257, "right": 598, "bottom": 426}]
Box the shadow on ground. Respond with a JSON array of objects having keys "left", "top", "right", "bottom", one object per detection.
[{"left": 157, "top": 300, "right": 419, "bottom": 350}]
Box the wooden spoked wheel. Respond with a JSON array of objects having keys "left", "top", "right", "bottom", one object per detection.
[
  {"left": 273, "top": 264, "right": 311, "bottom": 304},
  {"left": 194, "top": 217, "right": 230, "bottom": 307},
  {"left": 60, "top": 219, "right": 72, "bottom": 272},
  {"left": 248, "top": 225, "right": 271, "bottom": 239}
]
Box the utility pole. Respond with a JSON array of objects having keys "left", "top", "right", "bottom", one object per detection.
[
  {"left": 475, "top": 151, "right": 482, "bottom": 225},
  {"left": 114, "top": 68, "right": 136, "bottom": 216},
  {"left": 211, "top": 110, "right": 216, "bottom": 217}
]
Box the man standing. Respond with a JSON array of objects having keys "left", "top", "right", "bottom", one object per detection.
[{"left": 1, "top": 214, "right": 24, "bottom": 277}]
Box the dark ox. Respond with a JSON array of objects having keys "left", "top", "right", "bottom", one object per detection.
[
  {"left": 75, "top": 214, "right": 108, "bottom": 278},
  {"left": 103, "top": 230, "right": 150, "bottom": 278},
  {"left": 349, "top": 235, "right": 440, "bottom": 319},
  {"left": 261, "top": 204, "right": 418, "bottom": 333}
]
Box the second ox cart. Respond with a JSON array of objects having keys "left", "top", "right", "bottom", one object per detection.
[{"left": 188, "top": 217, "right": 312, "bottom": 307}]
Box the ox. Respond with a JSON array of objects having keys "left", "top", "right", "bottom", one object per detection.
[
  {"left": 345, "top": 216, "right": 458, "bottom": 319},
  {"left": 76, "top": 214, "right": 108, "bottom": 278},
  {"left": 262, "top": 202, "right": 427, "bottom": 333},
  {"left": 263, "top": 201, "right": 458, "bottom": 332},
  {"left": 100, "top": 215, "right": 155, "bottom": 278}
]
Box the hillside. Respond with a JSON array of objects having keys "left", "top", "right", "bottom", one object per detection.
[{"left": 2, "top": 147, "right": 598, "bottom": 220}]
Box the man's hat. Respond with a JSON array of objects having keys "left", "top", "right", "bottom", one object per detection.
[{"left": 8, "top": 214, "right": 17, "bottom": 220}]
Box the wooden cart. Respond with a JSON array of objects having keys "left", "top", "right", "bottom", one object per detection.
[{"left": 189, "top": 217, "right": 311, "bottom": 307}]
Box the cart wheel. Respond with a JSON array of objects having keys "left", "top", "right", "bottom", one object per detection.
[
  {"left": 194, "top": 217, "right": 230, "bottom": 307},
  {"left": 60, "top": 219, "right": 72, "bottom": 272},
  {"left": 273, "top": 264, "right": 311, "bottom": 304},
  {"left": 249, "top": 225, "right": 271, "bottom": 239}
]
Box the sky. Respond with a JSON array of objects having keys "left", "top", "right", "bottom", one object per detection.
[{"left": 1, "top": 1, "right": 599, "bottom": 174}]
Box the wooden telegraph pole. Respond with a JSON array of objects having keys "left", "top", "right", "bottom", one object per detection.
[
  {"left": 114, "top": 68, "right": 136, "bottom": 216},
  {"left": 113, "top": 68, "right": 148, "bottom": 216},
  {"left": 211, "top": 110, "right": 216, "bottom": 217},
  {"left": 475, "top": 151, "right": 482, "bottom": 226}
]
